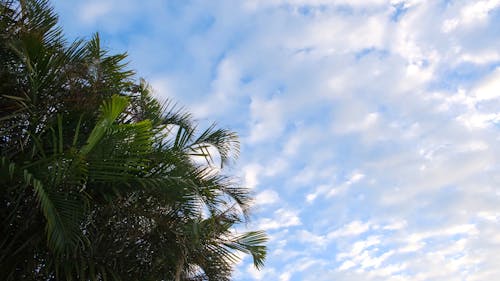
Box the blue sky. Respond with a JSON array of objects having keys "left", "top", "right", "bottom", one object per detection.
[{"left": 53, "top": 0, "right": 500, "bottom": 280}]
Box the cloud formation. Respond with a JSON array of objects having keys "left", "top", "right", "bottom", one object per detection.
[{"left": 52, "top": 0, "right": 500, "bottom": 280}]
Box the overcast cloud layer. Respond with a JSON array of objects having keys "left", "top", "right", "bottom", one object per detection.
[{"left": 54, "top": 0, "right": 500, "bottom": 280}]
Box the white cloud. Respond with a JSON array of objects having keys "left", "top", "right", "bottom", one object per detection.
[
  {"left": 382, "top": 220, "right": 407, "bottom": 230},
  {"left": 460, "top": 0, "right": 500, "bottom": 25},
  {"left": 460, "top": 51, "right": 500, "bottom": 64},
  {"left": 242, "top": 163, "right": 262, "bottom": 189},
  {"left": 336, "top": 236, "right": 381, "bottom": 260},
  {"left": 442, "top": 0, "right": 500, "bottom": 32},
  {"left": 248, "top": 96, "right": 286, "bottom": 143},
  {"left": 246, "top": 264, "right": 277, "bottom": 280},
  {"left": 347, "top": 171, "right": 365, "bottom": 184},
  {"left": 79, "top": 1, "right": 112, "bottom": 24},
  {"left": 406, "top": 224, "right": 479, "bottom": 243},
  {"left": 279, "top": 271, "right": 291, "bottom": 281},
  {"left": 326, "top": 171, "right": 365, "bottom": 197},
  {"left": 473, "top": 67, "right": 500, "bottom": 101},
  {"left": 263, "top": 157, "right": 289, "bottom": 177},
  {"left": 305, "top": 193, "right": 317, "bottom": 203},
  {"left": 191, "top": 57, "right": 244, "bottom": 119},
  {"left": 296, "top": 230, "right": 327, "bottom": 247},
  {"left": 328, "top": 221, "right": 372, "bottom": 239},
  {"left": 255, "top": 189, "right": 280, "bottom": 205},
  {"left": 257, "top": 208, "right": 302, "bottom": 230}
]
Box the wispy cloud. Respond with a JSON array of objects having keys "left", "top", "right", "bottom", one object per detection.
[{"left": 52, "top": 0, "right": 500, "bottom": 279}]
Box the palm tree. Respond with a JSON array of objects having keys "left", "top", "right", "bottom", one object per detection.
[{"left": 0, "top": 0, "right": 267, "bottom": 280}]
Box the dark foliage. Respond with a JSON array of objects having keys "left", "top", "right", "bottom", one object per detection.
[{"left": 0, "top": 1, "right": 267, "bottom": 280}]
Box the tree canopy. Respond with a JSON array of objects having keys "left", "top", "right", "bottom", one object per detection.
[{"left": 0, "top": 0, "right": 267, "bottom": 280}]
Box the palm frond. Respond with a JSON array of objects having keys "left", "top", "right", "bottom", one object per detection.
[
  {"left": 0, "top": 1, "right": 267, "bottom": 279},
  {"left": 1, "top": 157, "right": 86, "bottom": 254},
  {"left": 81, "top": 95, "right": 129, "bottom": 155},
  {"left": 223, "top": 231, "right": 268, "bottom": 269},
  {"left": 189, "top": 124, "right": 240, "bottom": 168}
]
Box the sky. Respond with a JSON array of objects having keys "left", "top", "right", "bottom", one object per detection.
[{"left": 52, "top": 0, "right": 500, "bottom": 280}]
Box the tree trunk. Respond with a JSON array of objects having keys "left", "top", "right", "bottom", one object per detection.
[{"left": 175, "top": 259, "right": 184, "bottom": 281}]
